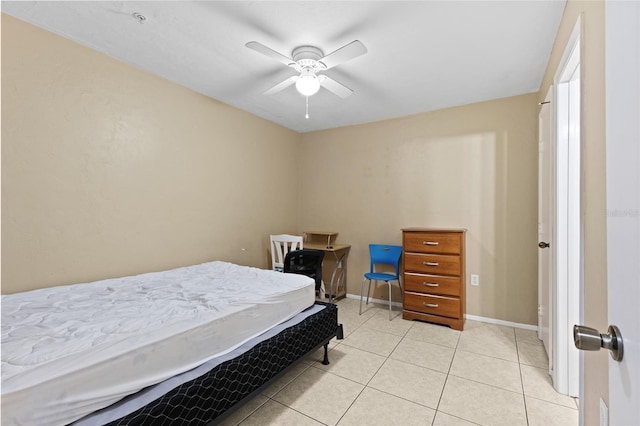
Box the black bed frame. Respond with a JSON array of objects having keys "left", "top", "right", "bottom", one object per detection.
[{"left": 99, "top": 302, "right": 343, "bottom": 426}]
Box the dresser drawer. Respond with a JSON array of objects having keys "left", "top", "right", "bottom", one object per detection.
[
  {"left": 403, "top": 272, "right": 461, "bottom": 297},
  {"left": 403, "top": 292, "right": 461, "bottom": 319},
  {"left": 404, "top": 253, "right": 461, "bottom": 276},
  {"left": 403, "top": 232, "right": 461, "bottom": 255}
]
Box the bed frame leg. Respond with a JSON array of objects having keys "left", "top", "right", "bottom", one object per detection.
[{"left": 321, "top": 343, "right": 330, "bottom": 365}]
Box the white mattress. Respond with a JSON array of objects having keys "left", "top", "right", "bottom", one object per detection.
[{"left": 1, "top": 261, "right": 315, "bottom": 426}]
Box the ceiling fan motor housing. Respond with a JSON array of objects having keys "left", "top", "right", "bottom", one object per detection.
[{"left": 291, "top": 46, "right": 327, "bottom": 72}]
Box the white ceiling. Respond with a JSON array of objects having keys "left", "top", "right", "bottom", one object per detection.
[{"left": 2, "top": 1, "right": 566, "bottom": 133}]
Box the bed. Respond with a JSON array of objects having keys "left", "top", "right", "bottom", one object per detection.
[{"left": 1, "top": 261, "right": 343, "bottom": 425}]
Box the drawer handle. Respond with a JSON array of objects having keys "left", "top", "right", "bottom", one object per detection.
[
  {"left": 423, "top": 282, "right": 439, "bottom": 287},
  {"left": 423, "top": 262, "right": 439, "bottom": 266},
  {"left": 423, "top": 241, "right": 439, "bottom": 246},
  {"left": 423, "top": 303, "right": 439, "bottom": 308}
]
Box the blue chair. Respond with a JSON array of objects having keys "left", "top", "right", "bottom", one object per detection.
[{"left": 359, "top": 244, "right": 403, "bottom": 320}]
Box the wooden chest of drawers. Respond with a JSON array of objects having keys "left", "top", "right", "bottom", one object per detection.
[{"left": 402, "top": 228, "right": 466, "bottom": 330}]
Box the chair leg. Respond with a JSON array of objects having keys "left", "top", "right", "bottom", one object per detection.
[
  {"left": 359, "top": 278, "right": 366, "bottom": 315},
  {"left": 366, "top": 279, "right": 373, "bottom": 305},
  {"left": 388, "top": 280, "right": 393, "bottom": 321}
]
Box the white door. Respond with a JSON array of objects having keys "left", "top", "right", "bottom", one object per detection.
[
  {"left": 538, "top": 89, "right": 552, "bottom": 366},
  {"left": 605, "top": 1, "right": 639, "bottom": 423}
]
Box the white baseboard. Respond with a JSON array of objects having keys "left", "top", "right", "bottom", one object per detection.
[
  {"left": 464, "top": 314, "right": 537, "bottom": 331},
  {"left": 344, "top": 293, "right": 537, "bottom": 331}
]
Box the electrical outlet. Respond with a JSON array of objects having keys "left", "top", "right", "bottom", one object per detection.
[{"left": 471, "top": 274, "right": 479, "bottom": 286}]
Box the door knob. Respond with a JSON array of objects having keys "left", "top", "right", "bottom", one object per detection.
[
  {"left": 538, "top": 242, "right": 550, "bottom": 248},
  {"left": 573, "top": 324, "right": 624, "bottom": 361}
]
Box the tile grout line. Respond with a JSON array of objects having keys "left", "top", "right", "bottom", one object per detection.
[
  {"left": 343, "top": 309, "right": 533, "bottom": 424},
  {"left": 514, "top": 329, "right": 531, "bottom": 426},
  {"left": 332, "top": 305, "right": 406, "bottom": 426},
  {"left": 365, "top": 317, "right": 448, "bottom": 425},
  {"left": 326, "top": 304, "right": 572, "bottom": 425},
  {"left": 262, "top": 303, "right": 547, "bottom": 426},
  {"left": 430, "top": 323, "right": 461, "bottom": 424}
]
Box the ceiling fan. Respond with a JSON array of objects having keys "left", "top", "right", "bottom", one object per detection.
[{"left": 245, "top": 40, "right": 367, "bottom": 99}]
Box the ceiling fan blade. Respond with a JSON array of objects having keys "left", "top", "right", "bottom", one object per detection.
[
  {"left": 264, "top": 76, "right": 298, "bottom": 95},
  {"left": 246, "top": 41, "right": 295, "bottom": 67},
  {"left": 319, "top": 75, "right": 353, "bottom": 98},
  {"left": 319, "top": 40, "right": 367, "bottom": 70}
]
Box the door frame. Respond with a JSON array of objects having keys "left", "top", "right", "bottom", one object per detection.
[
  {"left": 551, "top": 15, "right": 582, "bottom": 397},
  {"left": 538, "top": 86, "right": 553, "bottom": 375}
]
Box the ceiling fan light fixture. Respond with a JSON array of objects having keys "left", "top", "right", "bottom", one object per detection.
[{"left": 295, "top": 68, "right": 320, "bottom": 96}]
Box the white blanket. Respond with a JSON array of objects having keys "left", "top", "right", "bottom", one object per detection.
[{"left": 1, "top": 261, "right": 315, "bottom": 425}]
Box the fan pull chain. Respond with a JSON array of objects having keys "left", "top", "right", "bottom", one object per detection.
[{"left": 305, "top": 96, "right": 310, "bottom": 119}]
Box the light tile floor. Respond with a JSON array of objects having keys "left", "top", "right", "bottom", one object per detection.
[{"left": 219, "top": 298, "right": 578, "bottom": 426}]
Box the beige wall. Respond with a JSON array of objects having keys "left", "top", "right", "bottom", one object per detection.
[
  {"left": 537, "top": 1, "right": 608, "bottom": 423},
  {"left": 301, "top": 94, "right": 539, "bottom": 325},
  {"left": 1, "top": 9, "right": 564, "bottom": 328},
  {"left": 1, "top": 14, "right": 302, "bottom": 294}
]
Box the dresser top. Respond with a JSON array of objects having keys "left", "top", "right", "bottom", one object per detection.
[{"left": 402, "top": 227, "right": 466, "bottom": 233}]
